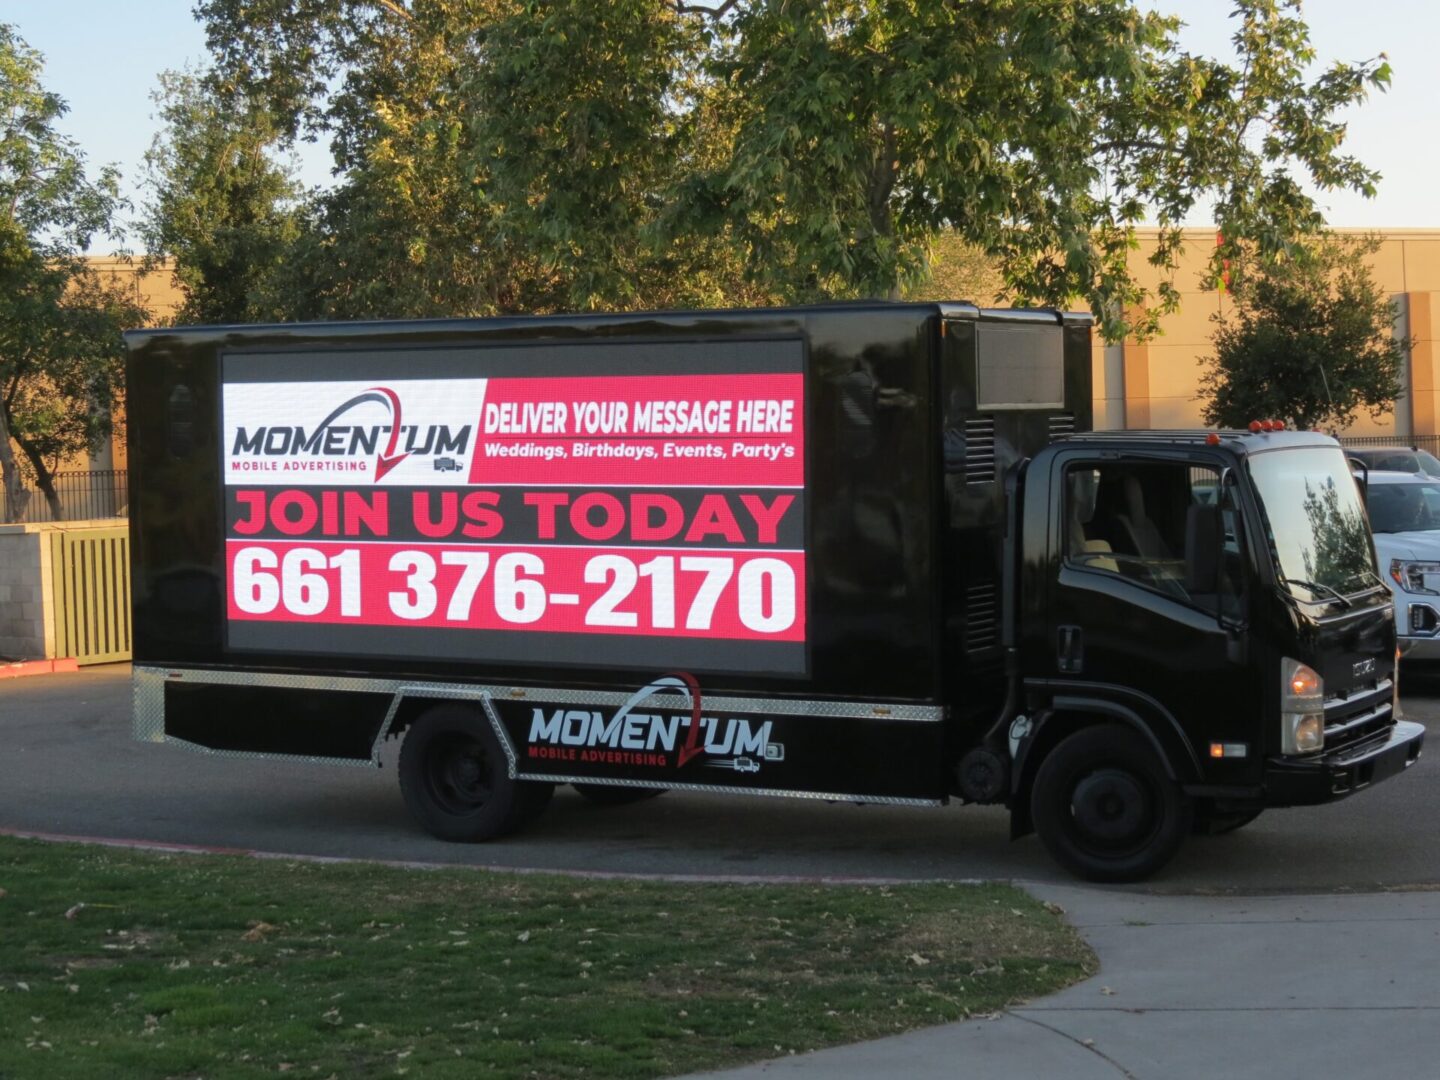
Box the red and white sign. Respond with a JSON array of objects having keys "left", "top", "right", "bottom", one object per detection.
[
  {"left": 472, "top": 374, "right": 803, "bottom": 487},
  {"left": 221, "top": 357, "right": 807, "bottom": 674}
]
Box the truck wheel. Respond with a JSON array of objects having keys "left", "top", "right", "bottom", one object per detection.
[
  {"left": 1193, "top": 807, "right": 1263, "bottom": 836},
  {"left": 398, "top": 705, "right": 552, "bottom": 842},
  {"left": 1031, "top": 723, "right": 1191, "bottom": 883},
  {"left": 572, "top": 783, "right": 666, "bottom": 806}
]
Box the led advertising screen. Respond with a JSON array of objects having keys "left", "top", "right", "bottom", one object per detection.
[{"left": 220, "top": 341, "right": 807, "bottom": 675}]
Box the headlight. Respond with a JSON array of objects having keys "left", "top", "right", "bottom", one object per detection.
[
  {"left": 1281, "top": 657, "right": 1325, "bottom": 755},
  {"left": 1390, "top": 559, "right": 1440, "bottom": 595}
]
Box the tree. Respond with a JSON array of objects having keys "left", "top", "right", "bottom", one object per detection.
[
  {"left": 0, "top": 23, "right": 147, "bottom": 522},
  {"left": 183, "top": 1, "right": 1388, "bottom": 334},
  {"left": 141, "top": 69, "right": 300, "bottom": 325},
  {"left": 703, "top": 0, "right": 1387, "bottom": 328},
  {"left": 1199, "top": 233, "right": 1406, "bottom": 432},
  {"left": 466, "top": 0, "right": 766, "bottom": 312},
  {"left": 902, "top": 233, "right": 1007, "bottom": 306}
]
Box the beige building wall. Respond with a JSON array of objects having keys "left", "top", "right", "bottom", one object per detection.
[
  {"left": 76, "top": 259, "right": 185, "bottom": 475},
  {"left": 1094, "top": 228, "right": 1440, "bottom": 439}
]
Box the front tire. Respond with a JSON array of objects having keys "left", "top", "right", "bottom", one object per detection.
[
  {"left": 1193, "top": 806, "right": 1263, "bottom": 836},
  {"left": 398, "top": 705, "right": 553, "bottom": 842},
  {"left": 1031, "top": 723, "right": 1191, "bottom": 883}
]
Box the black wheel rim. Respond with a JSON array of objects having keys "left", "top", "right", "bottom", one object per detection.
[
  {"left": 1067, "top": 766, "right": 1160, "bottom": 857},
  {"left": 423, "top": 732, "right": 495, "bottom": 815}
]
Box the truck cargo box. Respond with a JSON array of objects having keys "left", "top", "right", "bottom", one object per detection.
[{"left": 126, "top": 303, "right": 1090, "bottom": 802}]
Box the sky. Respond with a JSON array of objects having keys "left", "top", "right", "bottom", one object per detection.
[{"left": 8, "top": 0, "right": 1440, "bottom": 253}]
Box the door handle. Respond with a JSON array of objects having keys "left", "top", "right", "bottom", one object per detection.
[{"left": 1057, "top": 624, "right": 1084, "bottom": 673}]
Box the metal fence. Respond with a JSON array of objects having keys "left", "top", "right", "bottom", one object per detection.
[
  {"left": 0, "top": 469, "right": 128, "bottom": 524},
  {"left": 1337, "top": 434, "right": 1440, "bottom": 457}
]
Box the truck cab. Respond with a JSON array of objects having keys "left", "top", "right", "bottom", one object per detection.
[{"left": 1005, "top": 428, "right": 1424, "bottom": 879}]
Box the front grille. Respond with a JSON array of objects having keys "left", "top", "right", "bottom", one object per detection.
[{"left": 1323, "top": 680, "right": 1394, "bottom": 750}]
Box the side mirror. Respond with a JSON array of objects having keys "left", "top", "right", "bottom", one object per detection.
[{"left": 1185, "top": 502, "right": 1221, "bottom": 593}]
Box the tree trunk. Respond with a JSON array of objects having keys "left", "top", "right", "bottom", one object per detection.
[
  {"left": 15, "top": 436, "right": 63, "bottom": 521},
  {"left": 0, "top": 404, "right": 31, "bottom": 523}
]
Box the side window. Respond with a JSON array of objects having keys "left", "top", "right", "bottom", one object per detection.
[
  {"left": 1374, "top": 453, "right": 1419, "bottom": 473},
  {"left": 1064, "top": 461, "right": 1231, "bottom": 613}
]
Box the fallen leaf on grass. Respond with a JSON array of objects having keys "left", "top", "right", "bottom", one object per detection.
[
  {"left": 64, "top": 904, "right": 85, "bottom": 921},
  {"left": 515, "top": 931, "right": 530, "bottom": 943},
  {"left": 241, "top": 922, "right": 278, "bottom": 942},
  {"left": 907, "top": 953, "right": 931, "bottom": 967}
]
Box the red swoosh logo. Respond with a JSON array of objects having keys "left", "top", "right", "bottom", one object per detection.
[
  {"left": 368, "top": 386, "right": 409, "bottom": 480},
  {"left": 671, "top": 672, "right": 706, "bottom": 768}
]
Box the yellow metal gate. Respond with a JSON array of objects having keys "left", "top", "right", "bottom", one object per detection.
[{"left": 49, "top": 526, "right": 132, "bottom": 664}]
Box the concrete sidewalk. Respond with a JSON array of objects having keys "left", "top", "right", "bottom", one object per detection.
[{"left": 693, "top": 884, "right": 1440, "bottom": 1080}]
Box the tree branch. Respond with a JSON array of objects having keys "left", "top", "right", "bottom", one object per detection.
[
  {"left": 371, "top": 0, "right": 413, "bottom": 21},
  {"left": 672, "top": 0, "right": 741, "bottom": 19}
]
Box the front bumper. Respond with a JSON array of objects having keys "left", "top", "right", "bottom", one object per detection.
[
  {"left": 1264, "top": 720, "right": 1425, "bottom": 806},
  {"left": 1399, "top": 635, "right": 1440, "bottom": 660}
]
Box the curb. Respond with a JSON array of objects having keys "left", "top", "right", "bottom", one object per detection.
[
  {"left": 0, "top": 658, "right": 79, "bottom": 680},
  {"left": 0, "top": 825, "right": 989, "bottom": 886}
]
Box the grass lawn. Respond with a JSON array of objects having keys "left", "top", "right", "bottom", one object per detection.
[{"left": 0, "top": 835, "right": 1093, "bottom": 1079}]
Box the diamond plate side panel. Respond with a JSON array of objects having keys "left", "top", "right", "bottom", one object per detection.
[
  {"left": 133, "top": 666, "right": 167, "bottom": 743},
  {"left": 512, "top": 773, "right": 942, "bottom": 807}
]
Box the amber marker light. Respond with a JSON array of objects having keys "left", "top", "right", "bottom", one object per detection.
[
  {"left": 1206, "top": 433, "right": 1220, "bottom": 445},
  {"left": 1249, "top": 420, "right": 1263, "bottom": 432},
  {"left": 1290, "top": 667, "right": 1320, "bottom": 696},
  {"left": 1210, "top": 743, "right": 1225, "bottom": 759}
]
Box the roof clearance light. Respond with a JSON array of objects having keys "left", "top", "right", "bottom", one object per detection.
[
  {"left": 1274, "top": 420, "right": 1286, "bottom": 430},
  {"left": 1206, "top": 433, "right": 1221, "bottom": 446},
  {"left": 1249, "top": 420, "right": 1263, "bottom": 433}
]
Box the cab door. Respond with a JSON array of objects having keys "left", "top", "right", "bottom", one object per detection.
[{"left": 1036, "top": 451, "right": 1260, "bottom": 780}]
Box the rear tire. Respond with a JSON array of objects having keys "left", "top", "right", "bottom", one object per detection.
[
  {"left": 398, "top": 705, "right": 552, "bottom": 842},
  {"left": 572, "top": 784, "right": 666, "bottom": 806},
  {"left": 1031, "top": 723, "right": 1191, "bottom": 883}
]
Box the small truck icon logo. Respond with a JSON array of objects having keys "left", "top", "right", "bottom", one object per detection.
[
  {"left": 432, "top": 456, "right": 463, "bottom": 473},
  {"left": 707, "top": 756, "right": 762, "bottom": 774}
]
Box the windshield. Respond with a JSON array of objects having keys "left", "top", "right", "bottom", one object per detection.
[
  {"left": 1368, "top": 480, "right": 1440, "bottom": 534},
  {"left": 1248, "top": 447, "right": 1377, "bottom": 601}
]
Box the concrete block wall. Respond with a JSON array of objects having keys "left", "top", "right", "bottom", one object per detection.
[{"left": 0, "top": 524, "right": 56, "bottom": 661}]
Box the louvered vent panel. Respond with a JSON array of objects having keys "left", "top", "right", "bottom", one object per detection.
[
  {"left": 964, "top": 582, "right": 1000, "bottom": 653},
  {"left": 1048, "top": 413, "right": 1075, "bottom": 442},
  {"left": 964, "top": 418, "right": 996, "bottom": 484}
]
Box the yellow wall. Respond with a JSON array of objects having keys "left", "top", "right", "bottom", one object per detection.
[
  {"left": 73, "top": 237, "right": 1440, "bottom": 478},
  {"left": 1097, "top": 228, "right": 1440, "bottom": 438},
  {"left": 81, "top": 260, "right": 185, "bottom": 475}
]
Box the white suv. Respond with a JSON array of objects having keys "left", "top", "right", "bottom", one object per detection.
[{"left": 1369, "top": 470, "right": 1440, "bottom": 659}]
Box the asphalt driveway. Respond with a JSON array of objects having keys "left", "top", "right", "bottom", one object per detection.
[{"left": 3, "top": 663, "right": 1437, "bottom": 892}]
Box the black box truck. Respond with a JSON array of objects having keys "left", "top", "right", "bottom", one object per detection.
[{"left": 124, "top": 302, "right": 1424, "bottom": 881}]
